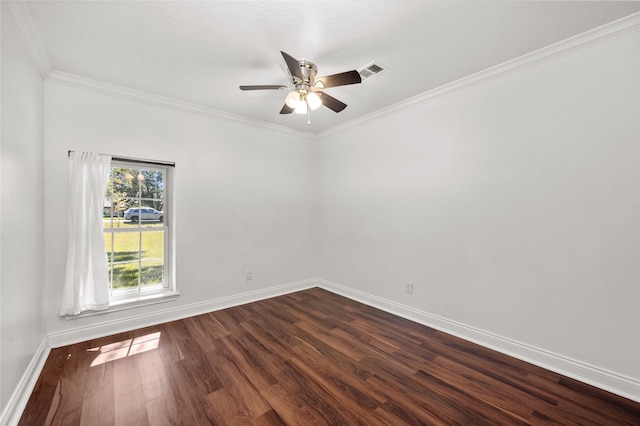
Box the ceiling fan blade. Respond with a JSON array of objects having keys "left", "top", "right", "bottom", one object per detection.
[
  {"left": 315, "top": 70, "right": 361, "bottom": 88},
  {"left": 279, "top": 104, "right": 294, "bottom": 114},
  {"left": 281, "top": 51, "right": 303, "bottom": 80},
  {"left": 319, "top": 92, "right": 347, "bottom": 113},
  {"left": 239, "top": 85, "right": 288, "bottom": 91}
]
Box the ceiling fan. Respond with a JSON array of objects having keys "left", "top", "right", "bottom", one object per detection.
[{"left": 240, "top": 51, "right": 362, "bottom": 121}]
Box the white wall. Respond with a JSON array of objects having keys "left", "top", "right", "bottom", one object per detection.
[
  {"left": 317, "top": 31, "right": 639, "bottom": 383},
  {"left": 0, "top": 2, "right": 46, "bottom": 413},
  {"left": 44, "top": 83, "right": 317, "bottom": 336}
]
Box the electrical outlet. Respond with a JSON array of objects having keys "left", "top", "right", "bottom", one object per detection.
[
  {"left": 245, "top": 270, "right": 253, "bottom": 281},
  {"left": 405, "top": 281, "right": 414, "bottom": 294}
]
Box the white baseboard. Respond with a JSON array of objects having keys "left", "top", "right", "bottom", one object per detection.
[
  {"left": 48, "top": 278, "right": 317, "bottom": 348},
  {"left": 317, "top": 279, "right": 640, "bottom": 403},
  {"left": 0, "top": 336, "right": 50, "bottom": 426}
]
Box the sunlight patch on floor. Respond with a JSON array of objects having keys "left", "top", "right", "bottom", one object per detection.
[{"left": 88, "top": 332, "right": 161, "bottom": 366}]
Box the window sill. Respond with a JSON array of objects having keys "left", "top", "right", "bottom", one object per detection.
[{"left": 64, "top": 289, "right": 180, "bottom": 320}]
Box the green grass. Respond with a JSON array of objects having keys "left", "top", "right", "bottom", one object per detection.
[
  {"left": 104, "top": 229, "right": 164, "bottom": 289},
  {"left": 111, "top": 261, "right": 164, "bottom": 290}
]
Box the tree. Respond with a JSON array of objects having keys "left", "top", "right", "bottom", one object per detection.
[{"left": 106, "top": 167, "right": 165, "bottom": 213}]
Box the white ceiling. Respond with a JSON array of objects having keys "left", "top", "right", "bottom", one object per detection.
[{"left": 23, "top": 1, "right": 640, "bottom": 134}]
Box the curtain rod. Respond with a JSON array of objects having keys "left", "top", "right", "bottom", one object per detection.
[{"left": 67, "top": 150, "right": 175, "bottom": 167}]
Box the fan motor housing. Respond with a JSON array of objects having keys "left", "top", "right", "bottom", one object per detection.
[{"left": 295, "top": 60, "right": 318, "bottom": 86}]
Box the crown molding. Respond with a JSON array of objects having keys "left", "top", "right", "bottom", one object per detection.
[
  {"left": 21, "top": 6, "right": 640, "bottom": 140},
  {"left": 318, "top": 12, "right": 640, "bottom": 139},
  {"left": 46, "top": 71, "right": 317, "bottom": 139},
  {"left": 6, "top": 1, "right": 53, "bottom": 79}
]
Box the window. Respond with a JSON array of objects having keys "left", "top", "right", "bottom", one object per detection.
[{"left": 103, "top": 159, "right": 175, "bottom": 304}]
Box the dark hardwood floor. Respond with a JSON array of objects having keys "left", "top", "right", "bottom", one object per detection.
[{"left": 20, "top": 288, "right": 640, "bottom": 425}]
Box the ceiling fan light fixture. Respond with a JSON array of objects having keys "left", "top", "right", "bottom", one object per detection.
[
  {"left": 285, "top": 90, "right": 300, "bottom": 108},
  {"left": 307, "top": 92, "right": 322, "bottom": 110},
  {"left": 294, "top": 100, "right": 308, "bottom": 114}
]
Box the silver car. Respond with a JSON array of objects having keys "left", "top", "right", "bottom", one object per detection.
[{"left": 124, "top": 207, "right": 163, "bottom": 223}]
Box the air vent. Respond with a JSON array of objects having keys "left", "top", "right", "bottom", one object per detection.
[{"left": 358, "top": 62, "right": 386, "bottom": 81}]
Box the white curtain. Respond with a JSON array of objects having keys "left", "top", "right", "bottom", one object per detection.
[{"left": 60, "top": 151, "right": 112, "bottom": 316}]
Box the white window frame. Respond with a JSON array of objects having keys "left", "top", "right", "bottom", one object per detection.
[{"left": 103, "top": 158, "right": 178, "bottom": 310}]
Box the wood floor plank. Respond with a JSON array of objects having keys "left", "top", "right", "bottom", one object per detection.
[
  {"left": 43, "top": 380, "right": 62, "bottom": 426},
  {"left": 79, "top": 360, "right": 115, "bottom": 426},
  {"left": 183, "top": 315, "right": 219, "bottom": 353},
  {"left": 292, "top": 293, "right": 359, "bottom": 324},
  {"left": 238, "top": 319, "right": 295, "bottom": 363},
  {"left": 426, "top": 355, "right": 545, "bottom": 419},
  {"left": 269, "top": 314, "right": 375, "bottom": 382},
  {"left": 292, "top": 341, "right": 387, "bottom": 407},
  {"left": 366, "top": 374, "right": 445, "bottom": 425},
  {"left": 216, "top": 333, "right": 280, "bottom": 390},
  {"left": 113, "top": 356, "right": 149, "bottom": 426},
  {"left": 49, "top": 345, "right": 93, "bottom": 425},
  {"left": 253, "top": 298, "right": 305, "bottom": 327},
  {"left": 136, "top": 349, "right": 171, "bottom": 401},
  {"left": 362, "top": 355, "right": 516, "bottom": 426},
  {"left": 330, "top": 325, "right": 398, "bottom": 355},
  {"left": 556, "top": 375, "right": 640, "bottom": 423},
  {"left": 205, "top": 347, "right": 272, "bottom": 420},
  {"left": 252, "top": 409, "right": 287, "bottom": 426},
  {"left": 155, "top": 324, "right": 185, "bottom": 365},
  {"left": 18, "top": 347, "right": 68, "bottom": 426},
  {"left": 166, "top": 320, "right": 223, "bottom": 394},
  {"left": 421, "top": 333, "right": 561, "bottom": 405},
  {"left": 145, "top": 392, "right": 181, "bottom": 426},
  {"left": 258, "top": 382, "right": 327, "bottom": 425},
  {"left": 412, "top": 368, "right": 532, "bottom": 425},
  {"left": 350, "top": 317, "right": 430, "bottom": 355},
  {"left": 20, "top": 288, "right": 640, "bottom": 425},
  {"left": 293, "top": 320, "right": 369, "bottom": 362},
  {"left": 205, "top": 388, "right": 254, "bottom": 426},
  {"left": 272, "top": 359, "right": 354, "bottom": 425},
  {"left": 287, "top": 345, "right": 390, "bottom": 426},
  {"left": 204, "top": 312, "right": 233, "bottom": 339},
  {"left": 164, "top": 360, "right": 218, "bottom": 425}
]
